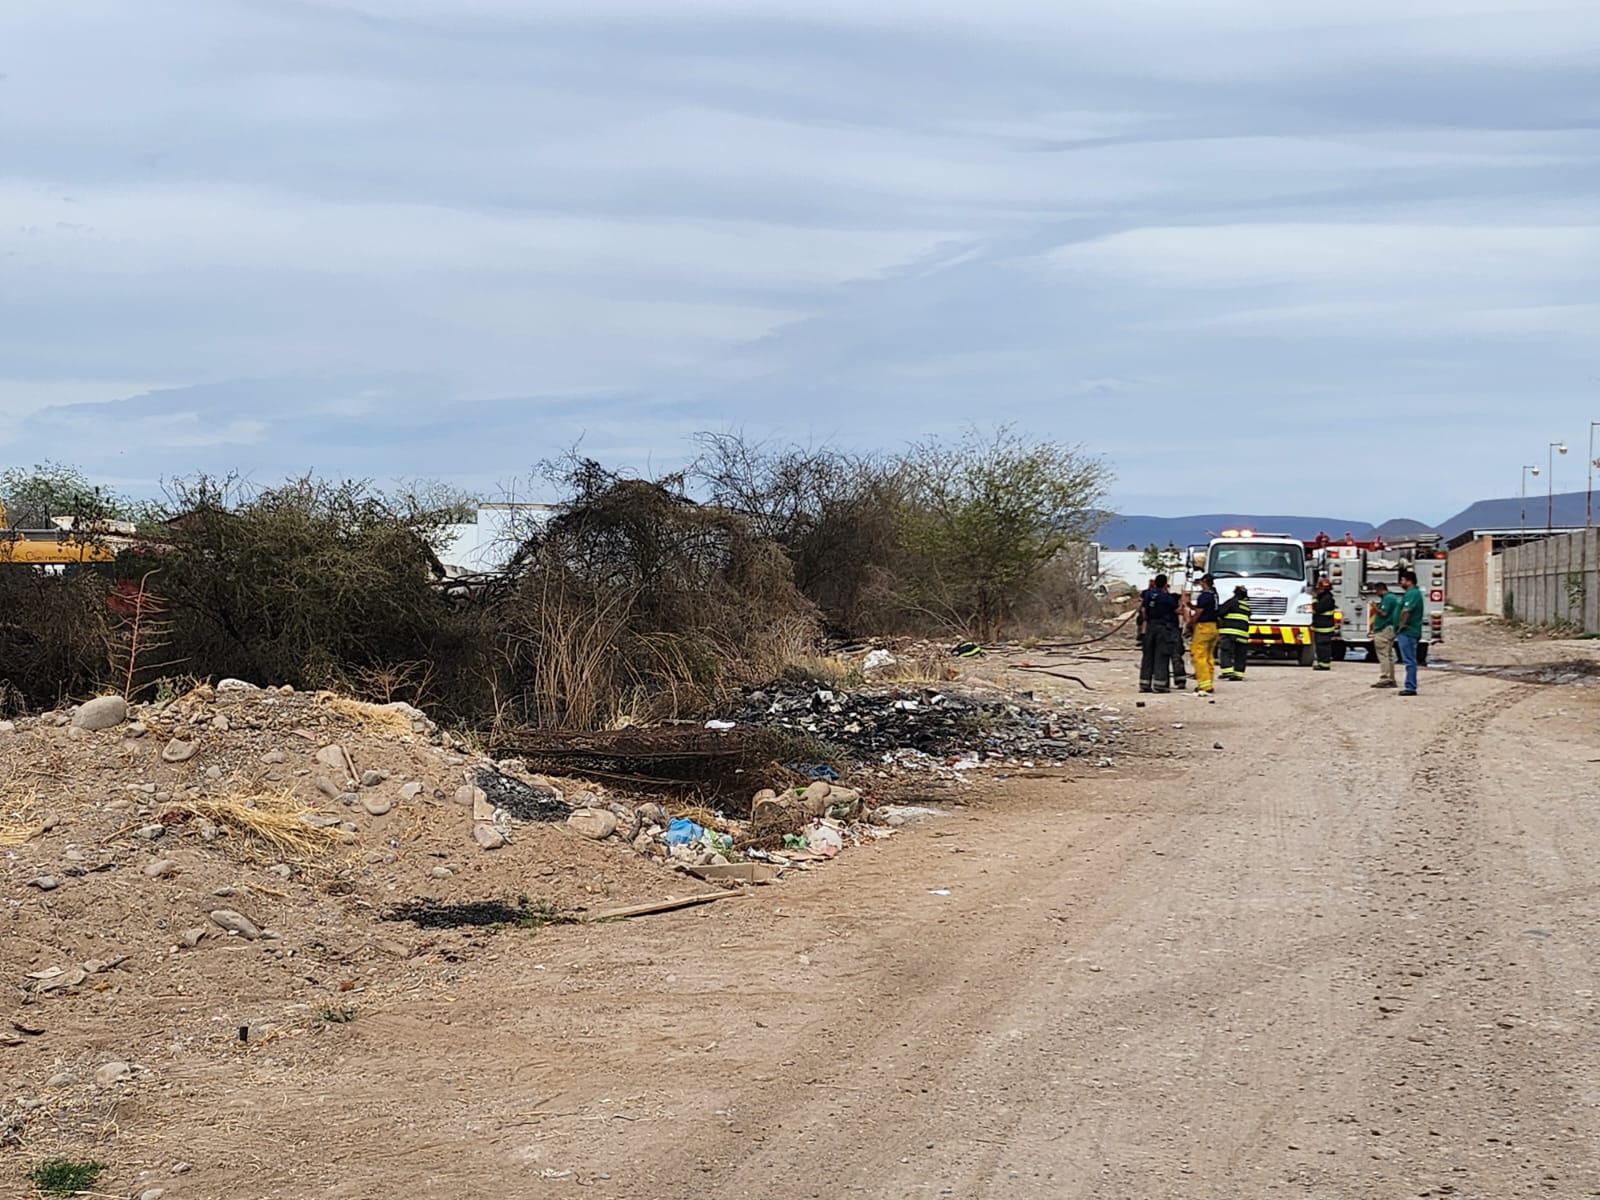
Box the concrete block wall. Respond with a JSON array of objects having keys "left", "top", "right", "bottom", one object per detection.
[{"left": 1501, "top": 529, "right": 1600, "bottom": 632}]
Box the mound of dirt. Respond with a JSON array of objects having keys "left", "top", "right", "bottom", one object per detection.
[{"left": 1, "top": 683, "right": 725, "bottom": 1144}]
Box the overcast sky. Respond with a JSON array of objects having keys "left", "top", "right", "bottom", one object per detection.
[{"left": 3, "top": 0, "right": 1598, "bottom": 522}]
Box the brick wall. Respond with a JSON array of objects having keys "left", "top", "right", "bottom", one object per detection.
[{"left": 1446, "top": 536, "right": 1497, "bottom": 614}]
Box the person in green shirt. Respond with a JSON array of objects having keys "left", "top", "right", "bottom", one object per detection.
[
  {"left": 1369, "top": 581, "right": 1400, "bottom": 689},
  {"left": 1395, "top": 568, "right": 1424, "bottom": 696}
]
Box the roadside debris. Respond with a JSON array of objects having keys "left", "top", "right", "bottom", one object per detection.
[{"left": 725, "top": 681, "right": 1116, "bottom": 775}]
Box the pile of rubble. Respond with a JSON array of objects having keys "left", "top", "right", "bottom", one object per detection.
[{"left": 724, "top": 681, "right": 1118, "bottom": 775}]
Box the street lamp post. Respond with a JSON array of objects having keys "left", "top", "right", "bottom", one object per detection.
[
  {"left": 1522, "top": 465, "right": 1540, "bottom": 534},
  {"left": 1588, "top": 421, "right": 1600, "bottom": 529},
  {"left": 1548, "top": 441, "right": 1568, "bottom": 531}
]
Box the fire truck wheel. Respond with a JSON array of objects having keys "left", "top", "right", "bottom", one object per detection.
[{"left": 1297, "top": 644, "right": 1315, "bottom": 668}]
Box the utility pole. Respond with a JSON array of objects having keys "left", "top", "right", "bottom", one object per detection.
[{"left": 1588, "top": 421, "right": 1599, "bottom": 529}]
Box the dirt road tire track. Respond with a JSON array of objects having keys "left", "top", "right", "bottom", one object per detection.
[{"left": 7, "top": 620, "right": 1598, "bottom": 1199}]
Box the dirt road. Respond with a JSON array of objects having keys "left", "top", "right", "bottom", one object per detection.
[{"left": 10, "top": 619, "right": 1600, "bottom": 1198}]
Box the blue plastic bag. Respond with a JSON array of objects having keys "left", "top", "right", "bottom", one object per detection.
[{"left": 665, "top": 817, "right": 705, "bottom": 847}]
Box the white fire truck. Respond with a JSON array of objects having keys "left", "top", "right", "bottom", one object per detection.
[
  {"left": 1187, "top": 530, "right": 1320, "bottom": 666},
  {"left": 1307, "top": 533, "right": 1447, "bottom": 664}
]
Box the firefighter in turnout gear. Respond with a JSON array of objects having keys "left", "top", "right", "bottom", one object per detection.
[
  {"left": 1217, "top": 584, "right": 1251, "bottom": 680},
  {"left": 1311, "top": 576, "right": 1338, "bottom": 671}
]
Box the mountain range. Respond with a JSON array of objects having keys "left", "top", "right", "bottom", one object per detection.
[{"left": 1100, "top": 489, "right": 1595, "bottom": 548}]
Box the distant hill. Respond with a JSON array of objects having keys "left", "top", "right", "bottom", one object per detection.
[
  {"left": 1097, "top": 513, "right": 1376, "bottom": 550},
  {"left": 1436, "top": 489, "right": 1592, "bottom": 540},
  {"left": 1374, "top": 517, "right": 1436, "bottom": 539}
]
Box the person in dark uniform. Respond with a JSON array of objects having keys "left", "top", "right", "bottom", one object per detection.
[
  {"left": 1311, "top": 576, "right": 1337, "bottom": 671},
  {"left": 1138, "top": 575, "right": 1181, "bottom": 693},
  {"left": 1217, "top": 584, "right": 1251, "bottom": 680}
]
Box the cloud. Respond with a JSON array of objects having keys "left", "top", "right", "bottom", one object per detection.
[{"left": 2, "top": 0, "right": 1598, "bottom": 521}]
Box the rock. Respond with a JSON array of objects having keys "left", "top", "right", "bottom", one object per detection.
[
  {"left": 105, "top": 796, "right": 133, "bottom": 813},
  {"left": 39, "top": 813, "right": 61, "bottom": 831},
  {"left": 28, "top": 875, "right": 58, "bottom": 891},
  {"left": 143, "top": 859, "right": 178, "bottom": 878},
  {"left": 632, "top": 832, "right": 656, "bottom": 855},
  {"left": 198, "top": 821, "right": 220, "bottom": 842},
  {"left": 46, "top": 1071, "right": 78, "bottom": 1088},
  {"left": 567, "top": 809, "right": 618, "bottom": 840},
  {"left": 399, "top": 781, "right": 424, "bottom": 801},
  {"left": 212, "top": 714, "right": 231, "bottom": 733},
  {"left": 267, "top": 863, "right": 292, "bottom": 879},
  {"left": 361, "top": 795, "right": 393, "bottom": 817},
  {"left": 316, "top": 777, "right": 342, "bottom": 799},
  {"left": 161, "top": 738, "right": 198, "bottom": 764},
  {"left": 170, "top": 1162, "right": 192, "bottom": 1175},
  {"left": 209, "top": 908, "right": 261, "bottom": 940},
  {"left": 339, "top": 792, "right": 359, "bottom": 807},
  {"left": 472, "top": 792, "right": 496, "bottom": 822},
  {"left": 125, "top": 721, "right": 148, "bottom": 738},
  {"left": 299, "top": 813, "right": 341, "bottom": 828},
  {"left": 637, "top": 802, "right": 669, "bottom": 828},
  {"left": 571, "top": 790, "right": 604, "bottom": 809},
  {"left": 140, "top": 1189, "right": 167, "bottom": 1200},
  {"left": 473, "top": 822, "right": 506, "bottom": 850},
  {"left": 181, "top": 927, "right": 207, "bottom": 948},
  {"left": 260, "top": 749, "right": 286, "bottom": 764},
  {"left": 73, "top": 695, "right": 128, "bottom": 731},
  {"left": 360, "top": 769, "right": 388, "bottom": 787},
  {"left": 315, "top": 745, "right": 354, "bottom": 774},
  {"left": 94, "top": 1060, "right": 134, "bottom": 1086},
  {"left": 429, "top": 865, "right": 454, "bottom": 879},
  {"left": 824, "top": 786, "right": 863, "bottom": 821},
  {"left": 803, "top": 780, "right": 833, "bottom": 815},
  {"left": 0, "top": 720, "right": 14, "bottom": 734},
  {"left": 66, "top": 725, "right": 84, "bottom": 741},
  {"left": 204, "top": 764, "right": 224, "bottom": 781},
  {"left": 217, "top": 678, "right": 258, "bottom": 692},
  {"left": 137, "top": 823, "right": 166, "bottom": 840}
]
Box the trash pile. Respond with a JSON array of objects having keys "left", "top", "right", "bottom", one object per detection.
[
  {"left": 556, "top": 778, "right": 895, "bottom": 882},
  {"left": 724, "top": 681, "right": 1118, "bottom": 776}
]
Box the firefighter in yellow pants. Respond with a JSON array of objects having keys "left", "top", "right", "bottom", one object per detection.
[{"left": 1188, "top": 573, "right": 1221, "bottom": 694}]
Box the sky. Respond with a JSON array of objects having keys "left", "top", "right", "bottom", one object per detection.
[{"left": 3, "top": 0, "right": 1599, "bottom": 523}]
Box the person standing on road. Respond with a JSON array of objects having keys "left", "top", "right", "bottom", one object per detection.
[
  {"left": 1138, "top": 575, "right": 1182, "bottom": 694},
  {"left": 1395, "top": 568, "right": 1424, "bottom": 696},
  {"left": 1368, "top": 581, "right": 1399, "bottom": 689},
  {"left": 1188, "top": 573, "right": 1220, "bottom": 694},
  {"left": 1311, "top": 577, "right": 1338, "bottom": 671},
  {"left": 1217, "top": 584, "right": 1251, "bottom": 680}
]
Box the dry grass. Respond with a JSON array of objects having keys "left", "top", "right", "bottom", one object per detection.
[
  {"left": 0, "top": 759, "right": 43, "bottom": 847},
  {"left": 0, "top": 804, "right": 42, "bottom": 848},
  {"left": 159, "top": 788, "right": 348, "bottom": 860},
  {"left": 315, "top": 693, "right": 417, "bottom": 738}
]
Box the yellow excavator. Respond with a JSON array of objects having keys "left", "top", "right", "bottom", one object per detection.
[{"left": 0, "top": 502, "right": 132, "bottom": 564}]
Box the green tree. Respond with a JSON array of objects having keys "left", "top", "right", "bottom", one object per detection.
[
  {"left": 898, "top": 426, "right": 1110, "bottom": 640},
  {"left": 0, "top": 461, "right": 127, "bottom": 530},
  {"left": 1140, "top": 541, "right": 1182, "bottom": 575}
]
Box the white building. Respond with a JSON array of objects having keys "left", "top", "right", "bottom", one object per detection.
[{"left": 436, "top": 503, "right": 557, "bottom": 575}]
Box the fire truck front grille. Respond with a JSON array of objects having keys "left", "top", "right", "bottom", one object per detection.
[{"left": 1251, "top": 595, "right": 1288, "bottom": 617}]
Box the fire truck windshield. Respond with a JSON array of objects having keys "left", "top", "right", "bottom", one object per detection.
[{"left": 1209, "top": 543, "right": 1305, "bottom": 580}]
